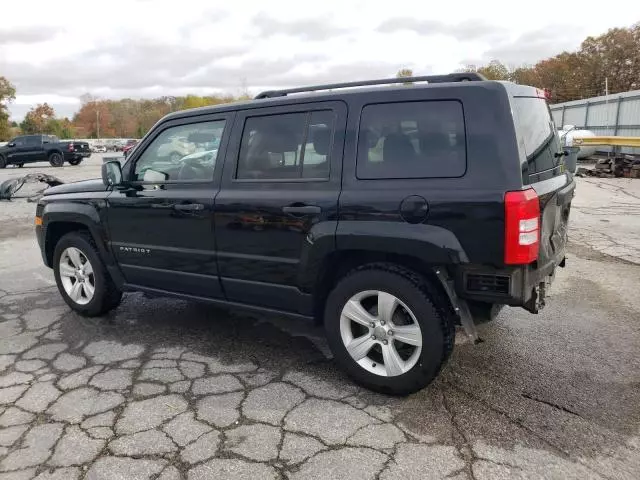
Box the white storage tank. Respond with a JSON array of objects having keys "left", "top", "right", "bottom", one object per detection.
[{"left": 559, "top": 125, "right": 597, "bottom": 159}]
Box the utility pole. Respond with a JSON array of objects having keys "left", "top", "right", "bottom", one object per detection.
[
  {"left": 605, "top": 77, "right": 609, "bottom": 133},
  {"left": 96, "top": 110, "right": 100, "bottom": 139}
]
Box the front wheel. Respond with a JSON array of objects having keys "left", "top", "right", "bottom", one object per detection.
[
  {"left": 68, "top": 158, "right": 82, "bottom": 166},
  {"left": 53, "top": 231, "right": 122, "bottom": 316},
  {"left": 0, "top": 155, "right": 6, "bottom": 169},
  {"left": 48, "top": 152, "right": 64, "bottom": 167},
  {"left": 324, "top": 264, "right": 454, "bottom": 395}
]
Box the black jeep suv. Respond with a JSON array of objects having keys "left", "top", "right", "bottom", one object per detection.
[{"left": 35, "top": 74, "right": 575, "bottom": 394}]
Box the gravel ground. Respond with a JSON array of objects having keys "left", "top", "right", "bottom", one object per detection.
[{"left": 0, "top": 156, "right": 638, "bottom": 479}]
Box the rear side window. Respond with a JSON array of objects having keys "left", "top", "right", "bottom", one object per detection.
[
  {"left": 357, "top": 101, "right": 466, "bottom": 179},
  {"left": 513, "top": 97, "right": 562, "bottom": 177},
  {"left": 25, "top": 136, "right": 41, "bottom": 146},
  {"left": 237, "top": 110, "right": 335, "bottom": 180}
]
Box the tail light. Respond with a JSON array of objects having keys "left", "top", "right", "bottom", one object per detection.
[
  {"left": 504, "top": 188, "right": 540, "bottom": 264},
  {"left": 68, "top": 143, "right": 74, "bottom": 152}
]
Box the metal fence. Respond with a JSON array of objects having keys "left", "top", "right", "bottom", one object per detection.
[{"left": 550, "top": 89, "right": 640, "bottom": 155}]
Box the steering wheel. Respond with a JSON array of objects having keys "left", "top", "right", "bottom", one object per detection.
[{"left": 177, "top": 158, "right": 212, "bottom": 180}]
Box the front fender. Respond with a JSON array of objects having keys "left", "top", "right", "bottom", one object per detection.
[{"left": 40, "top": 197, "right": 114, "bottom": 267}]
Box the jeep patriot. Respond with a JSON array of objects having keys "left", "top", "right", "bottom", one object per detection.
[{"left": 35, "top": 73, "right": 575, "bottom": 394}]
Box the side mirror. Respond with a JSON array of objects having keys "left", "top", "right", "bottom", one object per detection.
[
  {"left": 7, "top": 143, "right": 15, "bottom": 148},
  {"left": 102, "top": 160, "right": 123, "bottom": 187}
]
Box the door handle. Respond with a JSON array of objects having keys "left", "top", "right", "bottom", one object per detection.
[
  {"left": 174, "top": 203, "right": 205, "bottom": 211},
  {"left": 282, "top": 205, "right": 322, "bottom": 215}
]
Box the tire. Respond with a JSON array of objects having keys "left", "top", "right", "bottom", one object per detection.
[
  {"left": 68, "top": 158, "right": 82, "bottom": 166},
  {"left": 17, "top": 163, "right": 24, "bottom": 168},
  {"left": 53, "top": 231, "right": 122, "bottom": 316},
  {"left": 48, "top": 152, "right": 64, "bottom": 167},
  {"left": 324, "top": 263, "right": 455, "bottom": 395},
  {"left": 0, "top": 155, "right": 6, "bottom": 169}
]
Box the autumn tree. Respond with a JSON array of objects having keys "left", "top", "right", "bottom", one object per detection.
[
  {"left": 477, "top": 60, "right": 510, "bottom": 80},
  {"left": 0, "top": 76, "right": 16, "bottom": 141},
  {"left": 20, "top": 103, "right": 56, "bottom": 134},
  {"left": 396, "top": 68, "right": 414, "bottom": 78}
]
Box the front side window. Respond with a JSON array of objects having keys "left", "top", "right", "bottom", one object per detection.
[
  {"left": 357, "top": 101, "right": 466, "bottom": 179},
  {"left": 133, "top": 120, "right": 226, "bottom": 182},
  {"left": 11, "top": 137, "right": 25, "bottom": 147},
  {"left": 236, "top": 110, "right": 335, "bottom": 180}
]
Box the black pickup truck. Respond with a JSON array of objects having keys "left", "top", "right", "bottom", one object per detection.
[{"left": 0, "top": 134, "right": 91, "bottom": 168}]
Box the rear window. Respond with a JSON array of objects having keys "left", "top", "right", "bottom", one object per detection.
[
  {"left": 357, "top": 100, "right": 466, "bottom": 179},
  {"left": 513, "top": 97, "right": 562, "bottom": 177}
]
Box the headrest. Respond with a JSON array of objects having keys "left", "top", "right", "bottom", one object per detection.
[{"left": 311, "top": 127, "right": 331, "bottom": 156}]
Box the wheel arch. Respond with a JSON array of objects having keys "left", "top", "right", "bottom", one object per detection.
[
  {"left": 312, "top": 249, "right": 455, "bottom": 325},
  {"left": 41, "top": 203, "right": 115, "bottom": 270}
]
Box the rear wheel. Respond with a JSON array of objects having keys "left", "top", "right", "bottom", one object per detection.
[
  {"left": 53, "top": 231, "right": 122, "bottom": 316},
  {"left": 17, "top": 163, "right": 24, "bottom": 168},
  {"left": 48, "top": 152, "right": 64, "bottom": 167},
  {"left": 68, "top": 158, "right": 82, "bottom": 166},
  {"left": 324, "top": 263, "right": 454, "bottom": 395}
]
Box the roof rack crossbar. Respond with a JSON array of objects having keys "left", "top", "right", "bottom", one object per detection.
[{"left": 254, "top": 72, "right": 487, "bottom": 99}]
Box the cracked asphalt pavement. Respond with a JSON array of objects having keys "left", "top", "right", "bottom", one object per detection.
[{"left": 0, "top": 158, "right": 639, "bottom": 479}]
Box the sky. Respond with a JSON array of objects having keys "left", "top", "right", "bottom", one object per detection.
[{"left": 1, "top": 0, "right": 639, "bottom": 121}]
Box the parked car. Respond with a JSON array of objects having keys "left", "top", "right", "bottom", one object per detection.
[
  {"left": 0, "top": 135, "right": 91, "bottom": 168},
  {"left": 122, "top": 139, "right": 138, "bottom": 158},
  {"left": 92, "top": 145, "right": 107, "bottom": 153},
  {"left": 34, "top": 73, "right": 575, "bottom": 394}
]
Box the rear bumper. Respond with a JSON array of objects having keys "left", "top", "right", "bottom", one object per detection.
[{"left": 456, "top": 248, "right": 565, "bottom": 313}]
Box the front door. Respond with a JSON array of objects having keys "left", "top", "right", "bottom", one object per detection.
[
  {"left": 106, "top": 114, "right": 231, "bottom": 298},
  {"left": 23, "top": 135, "right": 47, "bottom": 163},
  {"left": 214, "top": 102, "right": 346, "bottom": 314}
]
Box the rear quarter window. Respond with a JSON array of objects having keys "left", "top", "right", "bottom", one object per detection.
[
  {"left": 513, "top": 97, "right": 563, "bottom": 179},
  {"left": 357, "top": 100, "right": 466, "bottom": 179}
]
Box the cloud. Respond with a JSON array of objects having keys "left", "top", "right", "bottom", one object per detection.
[
  {"left": 479, "top": 25, "right": 588, "bottom": 65},
  {"left": 377, "top": 17, "right": 506, "bottom": 42},
  {"left": 0, "top": 26, "right": 60, "bottom": 45},
  {"left": 252, "top": 15, "right": 348, "bottom": 41}
]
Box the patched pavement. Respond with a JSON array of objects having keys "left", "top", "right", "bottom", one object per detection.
[{"left": 0, "top": 159, "right": 639, "bottom": 479}]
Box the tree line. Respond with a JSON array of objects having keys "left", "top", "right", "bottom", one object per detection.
[
  {"left": 1, "top": 23, "right": 638, "bottom": 141},
  {"left": 461, "top": 23, "right": 639, "bottom": 103}
]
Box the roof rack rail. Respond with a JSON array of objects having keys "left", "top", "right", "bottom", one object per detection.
[{"left": 254, "top": 72, "right": 487, "bottom": 99}]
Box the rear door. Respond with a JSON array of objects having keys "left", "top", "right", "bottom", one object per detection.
[
  {"left": 512, "top": 94, "right": 575, "bottom": 266},
  {"left": 214, "top": 101, "right": 346, "bottom": 314}
]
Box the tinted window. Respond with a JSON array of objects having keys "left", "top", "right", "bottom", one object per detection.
[
  {"left": 357, "top": 101, "right": 466, "bottom": 179},
  {"left": 25, "top": 136, "right": 41, "bottom": 146},
  {"left": 133, "top": 120, "right": 225, "bottom": 182},
  {"left": 11, "top": 137, "right": 25, "bottom": 146},
  {"left": 513, "top": 97, "right": 562, "bottom": 176},
  {"left": 237, "top": 110, "right": 334, "bottom": 180}
]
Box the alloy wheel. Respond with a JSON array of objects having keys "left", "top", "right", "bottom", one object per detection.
[
  {"left": 339, "top": 290, "right": 423, "bottom": 377},
  {"left": 58, "top": 247, "right": 95, "bottom": 305}
]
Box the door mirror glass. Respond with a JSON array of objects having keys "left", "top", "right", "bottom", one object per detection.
[
  {"left": 102, "top": 161, "right": 123, "bottom": 187},
  {"left": 7, "top": 143, "right": 15, "bottom": 148}
]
